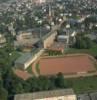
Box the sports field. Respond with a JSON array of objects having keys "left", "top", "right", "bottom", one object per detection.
[{"left": 39, "top": 55, "right": 96, "bottom": 76}]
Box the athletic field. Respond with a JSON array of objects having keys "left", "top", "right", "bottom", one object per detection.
[{"left": 38, "top": 54, "right": 96, "bottom": 76}]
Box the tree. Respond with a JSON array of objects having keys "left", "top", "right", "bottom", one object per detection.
[
  {"left": 55, "top": 73, "right": 66, "bottom": 88},
  {"left": 84, "top": 37, "right": 92, "bottom": 49},
  {"left": 26, "top": 77, "right": 39, "bottom": 92},
  {"left": 26, "top": 76, "right": 51, "bottom": 92},
  {"left": 0, "top": 87, "right": 8, "bottom": 100},
  {"left": 49, "top": 76, "right": 57, "bottom": 89},
  {"left": 37, "top": 76, "right": 51, "bottom": 90},
  {"left": 0, "top": 80, "right": 8, "bottom": 100},
  {"left": 74, "top": 34, "right": 92, "bottom": 49},
  {"left": 3, "top": 70, "right": 24, "bottom": 95}
]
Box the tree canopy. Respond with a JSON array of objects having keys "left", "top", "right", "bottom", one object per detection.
[{"left": 74, "top": 34, "right": 92, "bottom": 49}]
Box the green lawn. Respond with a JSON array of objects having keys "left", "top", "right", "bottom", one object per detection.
[
  {"left": 26, "top": 65, "right": 33, "bottom": 74},
  {"left": 45, "top": 50, "right": 63, "bottom": 56},
  {"left": 66, "top": 76, "right": 97, "bottom": 94},
  {"left": 65, "top": 42, "right": 97, "bottom": 56},
  {"left": 26, "top": 63, "right": 40, "bottom": 75},
  {"left": 36, "top": 63, "right": 40, "bottom": 74}
]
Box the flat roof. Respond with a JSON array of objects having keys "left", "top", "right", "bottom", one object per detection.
[
  {"left": 90, "top": 92, "right": 97, "bottom": 100},
  {"left": 39, "top": 55, "right": 96, "bottom": 76},
  {"left": 17, "top": 38, "right": 39, "bottom": 46},
  {"left": 15, "top": 48, "right": 42, "bottom": 64},
  {"left": 15, "top": 53, "right": 33, "bottom": 64},
  {"left": 18, "top": 27, "right": 50, "bottom": 37},
  {"left": 14, "top": 88, "right": 75, "bottom": 100},
  {"left": 78, "top": 94, "right": 91, "bottom": 100}
]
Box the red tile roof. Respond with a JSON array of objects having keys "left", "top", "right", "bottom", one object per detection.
[{"left": 14, "top": 69, "right": 32, "bottom": 80}]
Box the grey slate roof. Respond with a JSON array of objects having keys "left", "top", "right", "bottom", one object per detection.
[
  {"left": 15, "top": 53, "right": 33, "bottom": 64},
  {"left": 15, "top": 88, "right": 75, "bottom": 100},
  {"left": 15, "top": 48, "right": 42, "bottom": 64},
  {"left": 18, "top": 27, "right": 50, "bottom": 38}
]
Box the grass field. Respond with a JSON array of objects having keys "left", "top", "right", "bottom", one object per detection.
[
  {"left": 36, "top": 63, "right": 40, "bottom": 74},
  {"left": 66, "top": 76, "right": 97, "bottom": 94},
  {"left": 45, "top": 50, "right": 63, "bottom": 56},
  {"left": 65, "top": 42, "right": 97, "bottom": 57},
  {"left": 26, "top": 65, "right": 33, "bottom": 74}
]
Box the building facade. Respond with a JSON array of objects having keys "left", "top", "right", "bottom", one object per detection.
[
  {"left": 15, "top": 49, "right": 44, "bottom": 69},
  {"left": 43, "top": 31, "right": 57, "bottom": 48},
  {"left": 14, "top": 89, "right": 77, "bottom": 100}
]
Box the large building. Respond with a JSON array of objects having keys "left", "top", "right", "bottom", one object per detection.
[
  {"left": 15, "top": 48, "right": 44, "bottom": 69},
  {"left": 15, "top": 53, "right": 34, "bottom": 69},
  {"left": 43, "top": 31, "right": 57, "bottom": 48},
  {"left": 15, "top": 30, "right": 58, "bottom": 69},
  {"left": 15, "top": 28, "right": 50, "bottom": 47},
  {"left": 14, "top": 21, "right": 63, "bottom": 70},
  {"left": 14, "top": 88, "right": 77, "bottom": 100}
]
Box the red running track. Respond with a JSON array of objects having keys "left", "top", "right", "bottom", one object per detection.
[{"left": 39, "top": 55, "right": 96, "bottom": 76}]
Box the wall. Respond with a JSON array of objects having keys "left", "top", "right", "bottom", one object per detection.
[
  {"left": 15, "top": 63, "right": 24, "bottom": 70},
  {"left": 15, "top": 49, "right": 44, "bottom": 69},
  {"left": 43, "top": 31, "right": 57, "bottom": 49},
  {"left": 24, "top": 49, "right": 44, "bottom": 69},
  {"left": 36, "top": 95, "right": 77, "bottom": 100}
]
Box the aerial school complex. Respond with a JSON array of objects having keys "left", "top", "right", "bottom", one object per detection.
[
  {"left": 14, "top": 21, "right": 97, "bottom": 79},
  {"left": 12, "top": 1, "right": 97, "bottom": 78},
  {"left": 1, "top": 0, "right": 97, "bottom": 100}
]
